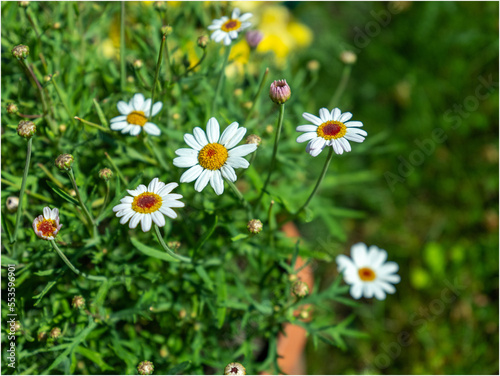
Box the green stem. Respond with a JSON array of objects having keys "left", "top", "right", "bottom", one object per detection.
[
  {"left": 67, "top": 169, "right": 96, "bottom": 236},
  {"left": 1, "top": 178, "right": 52, "bottom": 203},
  {"left": 51, "top": 76, "right": 75, "bottom": 126},
  {"left": 225, "top": 179, "right": 248, "bottom": 208},
  {"left": 328, "top": 65, "right": 351, "bottom": 108},
  {"left": 245, "top": 67, "right": 269, "bottom": 122},
  {"left": 153, "top": 224, "right": 192, "bottom": 263},
  {"left": 181, "top": 48, "right": 207, "bottom": 77},
  {"left": 211, "top": 45, "right": 231, "bottom": 115},
  {"left": 104, "top": 152, "right": 127, "bottom": 185},
  {"left": 149, "top": 34, "right": 166, "bottom": 123},
  {"left": 98, "top": 180, "right": 110, "bottom": 219},
  {"left": 11, "top": 138, "right": 33, "bottom": 244},
  {"left": 50, "top": 240, "right": 107, "bottom": 281},
  {"left": 295, "top": 147, "right": 334, "bottom": 215},
  {"left": 74, "top": 116, "right": 111, "bottom": 133},
  {"left": 120, "top": 1, "right": 126, "bottom": 92},
  {"left": 259, "top": 103, "right": 285, "bottom": 199}
]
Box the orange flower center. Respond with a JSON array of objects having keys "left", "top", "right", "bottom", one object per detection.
[
  {"left": 126, "top": 111, "right": 147, "bottom": 126},
  {"left": 131, "top": 192, "right": 162, "bottom": 213},
  {"left": 358, "top": 267, "right": 376, "bottom": 281},
  {"left": 317, "top": 120, "right": 347, "bottom": 140},
  {"left": 198, "top": 143, "right": 228, "bottom": 170},
  {"left": 37, "top": 219, "right": 57, "bottom": 237},
  {"left": 221, "top": 19, "right": 242, "bottom": 32}
]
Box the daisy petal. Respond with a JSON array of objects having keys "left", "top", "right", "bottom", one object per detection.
[
  {"left": 173, "top": 156, "right": 198, "bottom": 168},
  {"left": 206, "top": 117, "right": 220, "bottom": 143},
  {"left": 132, "top": 93, "right": 145, "bottom": 111},
  {"left": 141, "top": 213, "right": 152, "bottom": 232},
  {"left": 296, "top": 124, "right": 318, "bottom": 132},
  {"left": 144, "top": 122, "right": 161, "bottom": 136},
  {"left": 350, "top": 284, "right": 363, "bottom": 299},
  {"left": 117, "top": 101, "right": 132, "bottom": 115},
  {"left": 226, "top": 156, "right": 249, "bottom": 169},
  {"left": 345, "top": 121, "right": 364, "bottom": 127},
  {"left": 319, "top": 108, "right": 331, "bottom": 122},
  {"left": 225, "top": 127, "right": 246, "bottom": 149},
  {"left": 184, "top": 133, "right": 202, "bottom": 150},
  {"left": 210, "top": 170, "right": 224, "bottom": 195},
  {"left": 129, "top": 212, "right": 142, "bottom": 229},
  {"left": 220, "top": 122, "right": 239, "bottom": 145},
  {"left": 151, "top": 211, "right": 165, "bottom": 227},
  {"left": 110, "top": 115, "right": 127, "bottom": 123},
  {"left": 159, "top": 206, "right": 177, "bottom": 219},
  {"left": 302, "top": 112, "right": 323, "bottom": 125},
  {"left": 296, "top": 132, "right": 317, "bottom": 143},
  {"left": 193, "top": 127, "right": 209, "bottom": 147},
  {"left": 180, "top": 165, "right": 203, "bottom": 183},
  {"left": 339, "top": 112, "right": 353, "bottom": 122},
  {"left": 239, "top": 13, "right": 252, "bottom": 21},
  {"left": 331, "top": 108, "right": 341, "bottom": 121},
  {"left": 194, "top": 169, "right": 211, "bottom": 192},
  {"left": 228, "top": 144, "right": 257, "bottom": 158},
  {"left": 221, "top": 165, "right": 237, "bottom": 182},
  {"left": 175, "top": 148, "right": 198, "bottom": 157},
  {"left": 351, "top": 243, "right": 368, "bottom": 268}
]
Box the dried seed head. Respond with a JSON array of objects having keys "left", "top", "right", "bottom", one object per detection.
[
  {"left": 55, "top": 154, "right": 74, "bottom": 170},
  {"left": 167, "top": 240, "right": 181, "bottom": 250},
  {"left": 72, "top": 295, "right": 85, "bottom": 309},
  {"left": 247, "top": 219, "right": 263, "bottom": 234},
  {"left": 133, "top": 59, "right": 143, "bottom": 69},
  {"left": 38, "top": 331, "right": 47, "bottom": 341},
  {"left": 307, "top": 59, "right": 320, "bottom": 72},
  {"left": 269, "top": 79, "right": 291, "bottom": 105},
  {"left": 292, "top": 280, "right": 309, "bottom": 298},
  {"left": 224, "top": 362, "right": 246, "bottom": 375},
  {"left": 197, "top": 35, "right": 209, "bottom": 48},
  {"left": 7, "top": 103, "right": 18, "bottom": 114},
  {"left": 18, "top": 1, "right": 30, "bottom": 7},
  {"left": 6, "top": 196, "right": 19, "bottom": 213},
  {"left": 50, "top": 327, "right": 61, "bottom": 339},
  {"left": 245, "top": 30, "right": 264, "bottom": 49},
  {"left": 14, "top": 321, "right": 21, "bottom": 332},
  {"left": 137, "top": 360, "right": 154, "bottom": 375},
  {"left": 340, "top": 51, "right": 357, "bottom": 65},
  {"left": 245, "top": 134, "right": 261, "bottom": 146},
  {"left": 12, "top": 44, "right": 29, "bottom": 60},
  {"left": 99, "top": 168, "right": 113, "bottom": 181},
  {"left": 17, "top": 120, "right": 36, "bottom": 139}
]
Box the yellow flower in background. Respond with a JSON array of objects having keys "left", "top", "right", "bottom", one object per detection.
[{"left": 225, "top": 39, "right": 251, "bottom": 78}]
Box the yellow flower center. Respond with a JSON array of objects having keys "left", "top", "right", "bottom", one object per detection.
[
  {"left": 317, "top": 120, "right": 347, "bottom": 140},
  {"left": 37, "top": 219, "right": 57, "bottom": 237},
  {"left": 131, "top": 192, "right": 162, "bottom": 213},
  {"left": 126, "top": 111, "right": 147, "bottom": 126},
  {"left": 358, "top": 267, "right": 376, "bottom": 281},
  {"left": 221, "top": 19, "right": 242, "bottom": 32},
  {"left": 198, "top": 143, "right": 228, "bottom": 170}
]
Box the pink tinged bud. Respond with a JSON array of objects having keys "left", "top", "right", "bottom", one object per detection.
[
  {"left": 245, "top": 30, "right": 263, "bottom": 49},
  {"left": 269, "top": 79, "right": 291, "bottom": 105}
]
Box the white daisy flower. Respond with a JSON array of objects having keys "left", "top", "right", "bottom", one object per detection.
[
  {"left": 296, "top": 107, "right": 367, "bottom": 157},
  {"left": 112, "top": 178, "right": 184, "bottom": 232},
  {"left": 32, "top": 207, "right": 63, "bottom": 240},
  {"left": 208, "top": 8, "right": 252, "bottom": 46},
  {"left": 336, "top": 243, "right": 400, "bottom": 300},
  {"left": 173, "top": 117, "right": 257, "bottom": 195},
  {"left": 109, "top": 93, "right": 163, "bottom": 136}
]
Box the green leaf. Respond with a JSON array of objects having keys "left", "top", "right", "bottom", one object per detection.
[
  {"left": 231, "top": 233, "right": 248, "bottom": 242},
  {"left": 131, "top": 237, "right": 180, "bottom": 263},
  {"left": 194, "top": 265, "right": 214, "bottom": 291},
  {"left": 46, "top": 180, "right": 80, "bottom": 206},
  {"left": 216, "top": 268, "right": 227, "bottom": 328},
  {"left": 76, "top": 346, "right": 113, "bottom": 371},
  {"left": 194, "top": 215, "right": 218, "bottom": 252},
  {"left": 167, "top": 361, "right": 191, "bottom": 375},
  {"left": 93, "top": 98, "right": 108, "bottom": 127}
]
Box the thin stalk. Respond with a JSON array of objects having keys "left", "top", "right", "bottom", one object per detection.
[
  {"left": 50, "top": 240, "right": 107, "bottom": 281},
  {"left": 51, "top": 76, "right": 75, "bottom": 125},
  {"left": 154, "top": 224, "right": 192, "bottom": 263},
  {"left": 17, "top": 113, "right": 42, "bottom": 119},
  {"left": 74, "top": 116, "right": 111, "bottom": 133},
  {"left": 237, "top": 150, "right": 257, "bottom": 178},
  {"left": 104, "top": 152, "right": 127, "bottom": 185},
  {"left": 67, "top": 169, "right": 95, "bottom": 236},
  {"left": 295, "top": 147, "right": 334, "bottom": 216},
  {"left": 211, "top": 45, "right": 231, "bottom": 115},
  {"left": 11, "top": 138, "right": 33, "bottom": 244},
  {"left": 245, "top": 67, "right": 269, "bottom": 122},
  {"left": 98, "top": 180, "right": 110, "bottom": 218},
  {"left": 328, "top": 65, "right": 352, "bottom": 108},
  {"left": 181, "top": 48, "right": 207, "bottom": 77},
  {"left": 258, "top": 103, "right": 285, "bottom": 199},
  {"left": 149, "top": 35, "right": 166, "bottom": 122},
  {"left": 37, "top": 163, "right": 64, "bottom": 189},
  {"left": 268, "top": 200, "right": 275, "bottom": 250},
  {"left": 225, "top": 179, "right": 248, "bottom": 209},
  {"left": 120, "top": 1, "right": 126, "bottom": 91},
  {"left": 135, "top": 68, "right": 151, "bottom": 91},
  {"left": 1, "top": 178, "right": 52, "bottom": 203}
]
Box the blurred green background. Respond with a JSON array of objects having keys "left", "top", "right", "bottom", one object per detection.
[{"left": 1, "top": 1, "right": 498, "bottom": 374}]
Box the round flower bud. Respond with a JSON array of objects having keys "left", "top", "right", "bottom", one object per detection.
[
  {"left": 17, "top": 120, "right": 36, "bottom": 139},
  {"left": 307, "top": 59, "right": 320, "bottom": 72},
  {"left": 269, "top": 79, "right": 291, "bottom": 105},
  {"left": 245, "top": 134, "right": 261, "bottom": 146},
  {"left": 12, "top": 44, "right": 29, "bottom": 60},
  {"left": 161, "top": 25, "right": 173, "bottom": 36},
  {"left": 167, "top": 240, "right": 181, "bottom": 250},
  {"left": 6, "top": 196, "right": 19, "bottom": 213},
  {"left": 233, "top": 88, "right": 243, "bottom": 97},
  {"left": 72, "top": 295, "right": 85, "bottom": 309},
  {"left": 50, "top": 327, "right": 61, "bottom": 339},
  {"left": 243, "top": 101, "right": 253, "bottom": 110},
  {"left": 6, "top": 103, "right": 18, "bottom": 114},
  {"left": 288, "top": 274, "right": 298, "bottom": 283},
  {"left": 133, "top": 59, "right": 143, "bottom": 69},
  {"left": 59, "top": 124, "right": 67, "bottom": 133},
  {"left": 179, "top": 309, "right": 187, "bottom": 319},
  {"left": 172, "top": 113, "right": 180, "bottom": 120},
  {"left": 99, "top": 168, "right": 113, "bottom": 181},
  {"left": 224, "top": 362, "right": 246, "bottom": 375},
  {"left": 44, "top": 75, "right": 52, "bottom": 82},
  {"left": 137, "top": 360, "right": 154, "bottom": 375},
  {"left": 38, "top": 331, "right": 47, "bottom": 341},
  {"left": 340, "top": 51, "right": 357, "bottom": 65},
  {"left": 197, "top": 35, "right": 209, "bottom": 49},
  {"left": 299, "top": 309, "right": 310, "bottom": 320},
  {"left": 52, "top": 22, "right": 61, "bottom": 30},
  {"left": 55, "top": 154, "right": 74, "bottom": 170},
  {"left": 154, "top": 1, "right": 166, "bottom": 10},
  {"left": 18, "top": 1, "right": 30, "bottom": 7},
  {"left": 247, "top": 219, "right": 263, "bottom": 234},
  {"left": 245, "top": 30, "right": 264, "bottom": 49},
  {"left": 14, "top": 321, "right": 21, "bottom": 332},
  {"left": 127, "top": 76, "right": 135, "bottom": 83},
  {"left": 292, "top": 280, "right": 309, "bottom": 298}
]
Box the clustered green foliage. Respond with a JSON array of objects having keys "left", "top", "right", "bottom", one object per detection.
[{"left": 1, "top": 1, "right": 499, "bottom": 375}]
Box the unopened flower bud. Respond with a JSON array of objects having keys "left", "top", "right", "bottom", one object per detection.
[
  {"left": 99, "top": 168, "right": 113, "bottom": 181},
  {"left": 340, "top": 51, "right": 357, "bottom": 65},
  {"left": 154, "top": 1, "right": 166, "bottom": 10},
  {"left": 288, "top": 274, "right": 298, "bottom": 282},
  {"left": 243, "top": 101, "right": 253, "bottom": 110},
  {"left": 233, "top": 88, "right": 243, "bottom": 97},
  {"left": 265, "top": 125, "right": 273, "bottom": 134},
  {"left": 307, "top": 59, "right": 320, "bottom": 72},
  {"left": 18, "top": 1, "right": 29, "bottom": 7},
  {"left": 72, "top": 295, "right": 85, "bottom": 309},
  {"left": 167, "top": 240, "right": 181, "bottom": 250},
  {"left": 127, "top": 76, "right": 135, "bottom": 83},
  {"left": 55, "top": 154, "right": 74, "bottom": 170},
  {"left": 6, "top": 196, "right": 19, "bottom": 213},
  {"left": 161, "top": 25, "right": 173, "bottom": 36},
  {"left": 179, "top": 309, "right": 187, "bottom": 319},
  {"left": 133, "top": 59, "right": 143, "bottom": 69},
  {"left": 14, "top": 321, "right": 21, "bottom": 332},
  {"left": 44, "top": 75, "right": 52, "bottom": 82},
  {"left": 38, "top": 331, "right": 47, "bottom": 341},
  {"left": 269, "top": 79, "right": 291, "bottom": 105},
  {"left": 224, "top": 362, "right": 246, "bottom": 375},
  {"left": 12, "top": 44, "right": 29, "bottom": 60},
  {"left": 247, "top": 219, "right": 263, "bottom": 234},
  {"left": 299, "top": 309, "right": 310, "bottom": 320},
  {"left": 7, "top": 103, "right": 18, "bottom": 114},
  {"left": 59, "top": 124, "right": 67, "bottom": 133},
  {"left": 292, "top": 280, "right": 309, "bottom": 298},
  {"left": 50, "top": 327, "right": 61, "bottom": 339},
  {"left": 53, "top": 22, "right": 61, "bottom": 29},
  {"left": 137, "top": 360, "right": 154, "bottom": 375},
  {"left": 197, "top": 35, "right": 209, "bottom": 48},
  {"left": 17, "top": 120, "right": 36, "bottom": 139},
  {"left": 245, "top": 134, "right": 261, "bottom": 146},
  {"left": 172, "top": 113, "right": 180, "bottom": 120},
  {"left": 245, "top": 30, "right": 264, "bottom": 49}
]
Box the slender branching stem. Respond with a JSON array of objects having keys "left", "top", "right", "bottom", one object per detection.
[
  {"left": 120, "top": 1, "right": 126, "bottom": 91},
  {"left": 329, "top": 65, "right": 352, "bottom": 108},
  {"left": 149, "top": 35, "right": 166, "bottom": 123},
  {"left": 245, "top": 67, "right": 269, "bottom": 122},
  {"left": 67, "top": 169, "right": 96, "bottom": 237},
  {"left": 153, "top": 224, "right": 192, "bottom": 263},
  {"left": 212, "top": 45, "right": 231, "bottom": 115}
]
